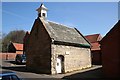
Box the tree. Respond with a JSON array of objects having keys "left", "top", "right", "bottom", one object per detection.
[{"left": 2, "top": 30, "right": 26, "bottom": 52}]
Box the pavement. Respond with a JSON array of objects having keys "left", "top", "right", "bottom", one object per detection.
[{"left": 1, "top": 60, "right": 105, "bottom": 79}]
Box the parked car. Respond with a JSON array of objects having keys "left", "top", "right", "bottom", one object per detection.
[
  {"left": 0, "top": 71, "right": 21, "bottom": 80},
  {"left": 15, "top": 54, "right": 26, "bottom": 64}
]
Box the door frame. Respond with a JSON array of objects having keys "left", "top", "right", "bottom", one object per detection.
[{"left": 56, "top": 55, "right": 64, "bottom": 74}]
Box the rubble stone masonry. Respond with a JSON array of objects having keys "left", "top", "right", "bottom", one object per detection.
[{"left": 51, "top": 44, "right": 91, "bottom": 74}]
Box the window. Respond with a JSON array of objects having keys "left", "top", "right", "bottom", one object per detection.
[{"left": 42, "top": 13, "right": 45, "bottom": 17}]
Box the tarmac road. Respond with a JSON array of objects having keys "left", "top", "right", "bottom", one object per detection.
[
  {"left": 1, "top": 60, "right": 55, "bottom": 79},
  {"left": 1, "top": 60, "right": 105, "bottom": 79}
]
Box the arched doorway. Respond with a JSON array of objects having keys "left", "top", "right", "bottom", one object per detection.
[{"left": 56, "top": 55, "right": 64, "bottom": 73}]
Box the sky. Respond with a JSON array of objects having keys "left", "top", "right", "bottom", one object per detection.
[
  {"left": 118, "top": 1, "right": 120, "bottom": 20},
  {"left": 2, "top": 2, "right": 119, "bottom": 37}
]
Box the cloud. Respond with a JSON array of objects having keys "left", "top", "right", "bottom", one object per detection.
[{"left": 2, "top": 10, "right": 28, "bottom": 20}]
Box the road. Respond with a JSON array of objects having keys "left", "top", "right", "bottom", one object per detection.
[
  {"left": 1, "top": 60, "right": 105, "bottom": 79},
  {"left": 1, "top": 60, "right": 55, "bottom": 80}
]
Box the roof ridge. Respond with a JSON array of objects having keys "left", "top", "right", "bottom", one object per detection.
[
  {"left": 41, "top": 18, "right": 90, "bottom": 46},
  {"left": 47, "top": 20, "right": 74, "bottom": 29},
  {"left": 85, "top": 33, "right": 100, "bottom": 37},
  {"left": 40, "top": 18, "right": 58, "bottom": 40}
]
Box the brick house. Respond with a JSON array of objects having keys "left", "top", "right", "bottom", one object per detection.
[
  {"left": 8, "top": 42, "right": 23, "bottom": 54},
  {"left": 85, "top": 34, "right": 102, "bottom": 64},
  {"left": 26, "top": 3, "right": 92, "bottom": 74},
  {"left": 100, "top": 20, "right": 120, "bottom": 78}
]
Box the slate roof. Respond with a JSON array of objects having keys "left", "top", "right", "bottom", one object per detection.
[
  {"left": 12, "top": 43, "right": 23, "bottom": 51},
  {"left": 40, "top": 18, "right": 90, "bottom": 46}
]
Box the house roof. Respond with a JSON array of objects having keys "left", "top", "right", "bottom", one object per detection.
[
  {"left": 85, "top": 34, "right": 102, "bottom": 43},
  {"left": 91, "top": 42, "right": 100, "bottom": 51},
  {"left": 36, "top": 3, "right": 48, "bottom": 11},
  {"left": 85, "top": 34, "right": 102, "bottom": 51},
  {"left": 40, "top": 18, "right": 90, "bottom": 47},
  {"left": 12, "top": 43, "right": 23, "bottom": 51}
]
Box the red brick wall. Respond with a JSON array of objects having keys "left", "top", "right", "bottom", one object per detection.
[
  {"left": 92, "top": 50, "right": 101, "bottom": 65},
  {"left": 0, "top": 53, "right": 6, "bottom": 60},
  {"left": 100, "top": 21, "right": 120, "bottom": 78},
  {"left": 0, "top": 53, "right": 17, "bottom": 60}
]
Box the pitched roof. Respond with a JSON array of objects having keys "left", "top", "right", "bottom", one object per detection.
[
  {"left": 40, "top": 18, "right": 90, "bottom": 46},
  {"left": 85, "top": 34, "right": 102, "bottom": 43},
  {"left": 12, "top": 43, "right": 23, "bottom": 51},
  {"left": 36, "top": 3, "right": 48, "bottom": 11}
]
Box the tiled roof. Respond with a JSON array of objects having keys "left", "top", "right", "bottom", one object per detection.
[
  {"left": 12, "top": 43, "right": 23, "bottom": 51},
  {"left": 85, "top": 34, "right": 102, "bottom": 51},
  {"left": 85, "top": 34, "right": 102, "bottom": 43},
  {"left": 91, "top": 42, "right": 100, "bottom": 51},
  {"left": 40, "top": 18, "right": 90, "bottom": 46}
]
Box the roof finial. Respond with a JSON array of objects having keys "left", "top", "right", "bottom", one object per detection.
[{"left": 36, "top": 2, "right": 48, "bottom": 19}]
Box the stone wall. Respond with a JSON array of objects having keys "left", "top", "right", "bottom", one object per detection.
[
  {"left": 26, "top": 19, "right": 51, "bottom": 74},
  {"left": 51, "top": 44, "right": 91, "bottom": 74}
]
